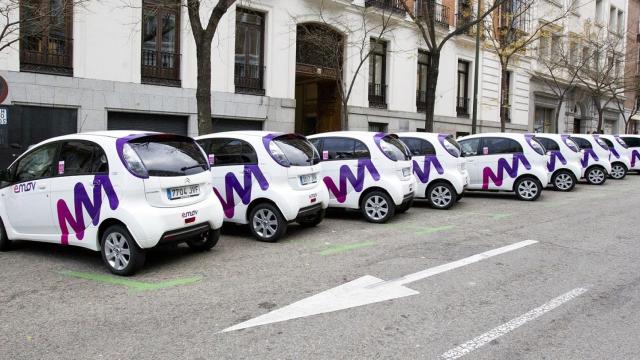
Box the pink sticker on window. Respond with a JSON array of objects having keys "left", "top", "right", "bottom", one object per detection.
[
  {"left": 58, "top": 161, "right": 65, "bottom": 175},
  {"left": 483, "top": 147, "right": 489, "bottom": 155},
  {"left": 208, "top": 154, "right": 215, "bottom": 166},
  {"left": 322, "top": 150, "right": 329, "bottom": 160}
]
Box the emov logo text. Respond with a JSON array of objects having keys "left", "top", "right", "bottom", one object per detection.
[
  {"left": 323, "top": 159, "right": 380, "bottom": 203},
  {"left": 213, "top": 165, "right": 269, "bottom": 218},
  {"left": 56, "top": 175, "right": 119, "bottom": 245},
  {"left": 413, "top": 156, "right": 444, "bottom": 183},
  {"left": 580, "top": 149, "right": 599, "bottom": 168},
  {"left": 482, "top": 154, "right": 531, "bottom": 190},
  {"left": 631, "top": 150, "right": 640, "bottom": 168},
  {"left": 547, "top": 151, "right": 567, "bottom": 172},
  {"left": 13, "top": 181, "right": 36, "bottom": 193}
]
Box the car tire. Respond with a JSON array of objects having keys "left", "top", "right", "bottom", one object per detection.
[
  {"left": 360, "top": 190, "right": 395, "bottom": 223},
  {"left": 396, "top": 199, "right": 413, "bottom": 214},
  {"left": 427, "top": 182, "right": 457, "bottom": 210},
  {"left": 0, "top": 218, "right": 11, "bottom": 251},
  {"left": 552, "top": 170, "right": 576, "bottom": 192},
  {"left": 585, "top": 166, "right": 607, "bottom": 185},
  {"left": 514, "top": 177, "right": 542, "bottom": 201},
  {"left": 249, "top": 203, "right": 287, "bottom": 242},
  {"left": 610, "top": 163, "right": 627, "bottom": 180},
  {"left": 187, "top": 228, "right": 220, "bottom": 251},
  {"left": 298, "top": 209, "right": 325, "bottom": 228},
  {"left": 100, "top": 225, "right": 146, "bottom": 276}
]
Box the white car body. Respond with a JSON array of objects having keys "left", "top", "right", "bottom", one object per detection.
[
  {"left": 457, "top": 133, "right": 550, "bottom": 200},
  {"left": 534, "top": 133, "right": 582, "bottom": 190},
  {"left": 569, "top": 134, "right": 613, "bottom": 177},
  {"left": 600, "top": 134, "right": 632, "bottom": 179},
  {"left": 397, "top": 132, "right": 469, "bottom": 208},
  {"left": 195, "top": 131, "right": 329, "bottom": 241},
  {"left": 308, "top": 132, "right": 416, "bottom": 221},
  {"left": 618, "top": 134, "right": 640, "bottom": 172},
  {"left": 0, "top": 131, "right": 224, "bottom": 274}
]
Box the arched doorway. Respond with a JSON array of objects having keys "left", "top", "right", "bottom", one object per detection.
[{"left": 295, "top": 23, "right": 343, "bottom": 135}]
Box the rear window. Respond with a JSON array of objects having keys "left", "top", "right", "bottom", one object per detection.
[
  {"left": 128, "top": 135, "right": 208, "bottom": 177},
  {"left": 272, "top": 134, "right": 319, "bottom": 166},
  {"left": 537, "top": 137, "right": 559, "bottom": 151},
  {"left": 443, "top": 135, "right": 461, "bottom": 157},
  {"left": 571, "top": 137, "right": 592, "bottom": 149},
  {"left": 378, "top": 135, "right": 411, "bottom": 161}
]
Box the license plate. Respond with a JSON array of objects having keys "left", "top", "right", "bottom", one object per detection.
[
  {"left": 300, "top": 173, "right": 318, "bottom": 185},
  {"left": 402, "top": 167, "right": 412, "bottom": 177},
  {"left": 167, "top": 185, "right": 200, "bottom": 200}
]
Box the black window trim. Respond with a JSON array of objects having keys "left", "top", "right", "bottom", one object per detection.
[
  {"left": 206, "top": 137, "right": 259, "bottom": 167},
  {"left": 54, "top": 139, "right": 110, "bottom": 178},
  {"left": 312, "top": 136, "right": 371, "bottom": 162}
]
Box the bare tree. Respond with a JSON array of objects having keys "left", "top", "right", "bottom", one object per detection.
[
  {"left": 483, "top": 0, "right": 574, "bottom": 131},
  {"left": 298, "top": 0, "right": 397, "bottom": 129},
  {"left": 398, "top": 0, "right": 506, "bottom": 132}
]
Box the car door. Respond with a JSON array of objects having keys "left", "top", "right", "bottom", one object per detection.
[
  {"left": 1, "top": 142, "right": 57, "bottom": 238},
  {"left": 207, "top": 138, "right": 260, "bottom": 222},
  {"left": 459, "top": 138, "right": 482, "bottom": 187},
  {"left": 478, "top": 137, "right": 524, "bottom": 191},
  {"left": 50, "top": 140, "right": 110, "bottom": 246},
  {"left": 400, "top": 137, "right": 439, "bottom": 196}
]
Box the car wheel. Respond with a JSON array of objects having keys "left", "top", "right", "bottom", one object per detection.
[
  {"left": 427, "top": 182, "right": 457, "bottom": 210},
  {"left": 187, "top": 228, "right": 220, "bottom": 251},
  {"left": 610, "top": 163, "right": 627, "bottom": 180},
  {"left": 360, "top": 190, "right": 395, "bottom": 223},
  {"left": 552, "top": 170, "right": 576, "bottom": 192},
  {"left": 100, "top": 225, "right": 146, "bottom": 276},
  {"left": 249, "top": 203, "right": 287, "bottom": 242},
  {"left": 514, "top": 177, "right": 542, "bottom": 201},
  {"left": 0, "top": 218, "right": 11, "bottom": 251},
  {"left": 298, "top": 209, "right": 325, "bottom": 228},
  {"left": 586, "top": 166, "right": 607, "bottom": 185}
]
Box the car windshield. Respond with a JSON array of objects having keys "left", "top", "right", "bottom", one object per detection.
[
  {"left": 273, "top": 134, "right": 320, "bottom": 166},
  {"left": 128, "top": 135, "right": 208, "bottom": 177},
  {"left": 379, "top": 135, "right": 411, "bottom": 161}
]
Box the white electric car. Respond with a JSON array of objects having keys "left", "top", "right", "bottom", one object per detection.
[
  {"left": 397, "top": 132, "right": 469, "bottom": 209},
  {"left": 618, "top": 134, "right": 640, "bottom": 173},
  {"left": 457, "top": 133, "right": 549, "bottom": 201},
  {"left": 535, "top": 134, "right": 582, "bottom": 191},
  {"left": 570, "top": 134, "right": 612, "bottom": 185},
  {"left": 196, "top": 131, "right": 329, "bottom": 242},
  {"left": 0, "top": 131, "right": 224, "bottom": 276},
  {"left": 600, "top": 134, "right": 631, "bottom": 179},
  {"left": 308, "top": 132, "right": 416, "bottom": 223}
]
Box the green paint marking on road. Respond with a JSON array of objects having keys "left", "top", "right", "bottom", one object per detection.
[
  {"left": 320, "top": 241, "right": 376, "bottom": 256},
  {"left": 61, "top": 271, "right": 201, "bottom": 292},
  {"left": 490, "top": 213, "right": 512, "bottom": 220},
  {"left": 414, "top": 225, "right": 455, "bottom": 236}
]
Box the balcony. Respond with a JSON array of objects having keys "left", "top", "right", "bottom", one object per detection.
[
  {"left": 456, "top": 97, "right": 469, "bottom": 117},
  {"left": 369, "top": 83, "right": 388, "bottom": 109},
  {"left": 141, "top": 49, "right": 181, "bottom": 87},
  {"left": 365, "top": 0, "right": 405, "bottom": 14},
  {"left": 416, "top": 90, "right": 427, "bottom": 112},
  {"left": 20, "top": 36, "right": 73, "bottom": 76},
  {"left": 235, "top": 63, "right": 266, "bottom": 96},
  {"left": 416, "top": 0, "right": 451, "bottom": 28},
  {"left": 456, "top": 12, "right": 476, "bottom": 35}
]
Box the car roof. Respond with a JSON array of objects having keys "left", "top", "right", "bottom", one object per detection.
[
  {"left": 307, "top": 131, "right": 389, "bottom": 141},
  {"left": 196, "top": 131, "right": 282, "bottom": 140},
  {"left": 396, "top": 132, "right": 448, "bottom": 140},
  {"left": 458, "top": 132, "right": 527, "bottom": 141}
]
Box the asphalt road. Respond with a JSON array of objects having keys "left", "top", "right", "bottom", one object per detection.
[{"left": 1, "top": 175, "right": 640, "bottom": 359}]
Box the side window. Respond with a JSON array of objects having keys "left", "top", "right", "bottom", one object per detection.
[
  {"left": 58, "top": 141, "right": 109, "bottom": 176},
  {"left": 620, "top": 137, "right": 640, "bottom": 147},
  {"left": 321, "top": 137, "right": 370, "bottom": 160},
  {"left": 601, "top": 138, "right": 614, "bottom": 148},
  {"left": 538, "top": 137, "right": 559, "bottom": 151},
  {"left": 197, "top": 139, "right": 212, "bottom": 153},
  {"left": 14, "top": 143, "right": 58, "bottom": 182},
  {"left": 572, "top": 137, "right": 592, "bottom": 149},
  {"left": 399, "top": 137, "right": 436, "bottom": 156},
  {"left": 353, "top": 140, "right": 370, "bottom": 158},
  {"left": 309, "top": 138, "right": 322, "bottom": 153},
  {"left": 459, "top": 138, "right": 480, "bottom": 156},
  {"left": 210, "top": 138, "right": 257, "bottom": 166},
  {"left": 483, "top": 137, "right": 523, "bottom": 155}
]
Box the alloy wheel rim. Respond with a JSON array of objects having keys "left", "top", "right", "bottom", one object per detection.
[
  {"left": 589, "top": 169, "right": 605, "bottom": 184},
  {"left": 253, "top": 209, "right": 278, "bottom": 238},
  {"left": 555, "top": 174, "right": 573, "bottom": 190},
  {"left": 431, "top": 186, "right": 452, "bottom": 207},
  {"left": 365, "top": 195, "right": 389, "bottom": 220},
  {"left": 104, "top": 232, "right": 131, "bottom": 271},
  {"left": 611, "top": 165, "right": 625, "bottom": 179},
  {"left": 518, "top": 180, "right": 538, "bottom": 200}
]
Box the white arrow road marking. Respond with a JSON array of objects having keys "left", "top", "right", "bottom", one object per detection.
[
  {"left": 441, "top": 287, "right": 588, "bottom": 359},
  {"left": 222, "top": 240, "right": 538, "bottom": 333}
]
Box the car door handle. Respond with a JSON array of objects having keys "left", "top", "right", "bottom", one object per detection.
[{"left": 37, "top": 184, "right": 47, "bottom": 190}]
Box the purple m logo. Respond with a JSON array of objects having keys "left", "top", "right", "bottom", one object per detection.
[
  {"left": 323, "top": 159, "right": 380, "bottom": 203},
  {"left": 482, "top": 154, "right": 531, "bottom": 190},
  {"left": 213, "top": 165, "right": 269, "bottom": 218}
]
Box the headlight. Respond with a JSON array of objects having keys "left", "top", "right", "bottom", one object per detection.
[{"left": 402, "top": 167, "right": 411, "bottom": 177}]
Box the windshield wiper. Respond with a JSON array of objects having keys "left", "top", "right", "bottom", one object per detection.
[{"left": 180, "top": 164, "right": 207, "bottom": 171}]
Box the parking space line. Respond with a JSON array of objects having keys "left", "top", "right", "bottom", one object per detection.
[
  {"left": 440, "top": 287, "right": 588, "bottom": 359},
  {"left": 320, "top": 241, "right": 375, "bottom": 256},
  {"left": 61, "top": 271, "right": 201, "bottom": 292},
  {"left": 414, "top": 225, "right": 455, "bottom": 236}
]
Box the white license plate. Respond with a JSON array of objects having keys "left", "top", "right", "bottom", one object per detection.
[
  {"left": 300, "top": 173, "right": 318, "bottom": 185},
  {"left": 167, "top": 185, "right": 200, "bottom": 200}
]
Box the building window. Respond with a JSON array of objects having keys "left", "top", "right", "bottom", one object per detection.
[
  {"left": 369, "top": 39, "right": 387, "bottom": 109},
  {"left": 457, "top": 60, "right": 470, "bottom": 117},
  {"left": 235, "top": 9, "right": 266, "bottom": 95},
  {"left": 595, "top": 0, "right": 603, "bottom": 23},
  {"left": 416, "top": 50, "right": 430, "bottom": 112},
  {"left": 141, "top": 0, "right": 181, "bottom": 86},
  {"left": 569, "top": 40, "right": 578, "bottom": 66},
  {"left": 609, "top": 6, "right": 617, "bottom": 32},
  {"left": 504, "top": 71, "right": 512, "bottom": 122},
  {"left": 368, "top": 122, "right": 388, "bottom": 132},
  {"left": 617, "top": 10, "right": 624, "bottom": 34},
  {"left": 20, "top": 0, "right": 73, "bottom": 76},
  {"left": 534, "top": 107, "right": 555, "bottom": 132}
]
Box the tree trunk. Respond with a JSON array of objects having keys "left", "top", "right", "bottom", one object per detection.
[
  {"left": 423, "top": 51, "right": 441, "bottom": 132},
  {"left": 196, "top": 38, "right": 214, "bottom": 135},
  {"left": 499, "top": 67, "right": 509, "bottom": 132},
  {"left": 342, "top": 99, "right": 349, "bottom": 130},
  {"left": 553, "top": 98, "right": 563, "bottom": 133}
]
